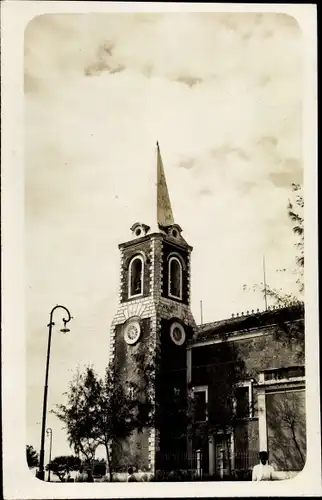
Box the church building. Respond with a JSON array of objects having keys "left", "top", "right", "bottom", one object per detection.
[{"left": 109, "top": 144, "right": 305, "bottom": 479}]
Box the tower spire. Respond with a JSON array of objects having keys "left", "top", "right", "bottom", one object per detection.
[{"left": 156, "top": 142, "right": 174, "bottom": 228}]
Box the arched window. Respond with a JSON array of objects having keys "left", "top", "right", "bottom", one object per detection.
[
  {"left": 129, "top": 255, "right": 144, "bottom": 298},
  {"left": 168, "top": 256, "right": 182, "bottom": 300}
]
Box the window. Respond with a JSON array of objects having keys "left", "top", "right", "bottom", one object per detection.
[
  {"left": 263, "top": 366, "right": 305, "bottom": 381},
  {"left": 128, "top": 255, "right": 144, "bottom": 298},
  {"left": 235, "top": 387, "right": 249, "bottom": 418},
  {"left": 125, "top": 382, "right": 135, "bottom": 400},
  {"left": 173, "top": 387, "right": 182, "bottom": 406},
  {"left": 193, "top": 386, "right": 208, "bottom": 422},
  {"left": 168, "top": 256, "right": 182, "bottom": 299},
  {"left": 234, "top": 382, "right": 253, "bottom": 419}
]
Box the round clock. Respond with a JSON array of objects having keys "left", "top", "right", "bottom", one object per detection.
[
  {"left": 170, "top": 322, "right": 186, "bottom": 346},
  {"left": 124, "top": 320, "right": 141, "bottom": 345}
]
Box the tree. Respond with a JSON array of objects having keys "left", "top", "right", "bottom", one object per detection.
[
  {"left": 287, "top": 183, "right": 304, "bottom": 293},
  {"left": 242, "top": 184, "right": 305, "bottom": 358},
  {"left": 266, "top": 391, "right": 306, "bottom": 471},
  {"left": 53, "top": 363, "right": 149, "bottom": 482},
  {"left": 257, "top": 183, "right": 304, "bottom": 303},
  {"left": 46, "top": 455, "right": 81, "bottom": 482},
  {"left": 244, "top": 183, "right": 304, "bottom": 302},
  {"left": 26, "top": 445, "right": 39, "bottom": 468},
  {"left": 53, "top": 365, "right": 101, "bottom": 463}
]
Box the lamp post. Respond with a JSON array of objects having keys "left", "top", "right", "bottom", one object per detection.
[
  {"left": 37, "top": 305, "right": 72, "bottom": 481},
  {"left": 46, "top": 428, "right": 53, "bottom": 482}
]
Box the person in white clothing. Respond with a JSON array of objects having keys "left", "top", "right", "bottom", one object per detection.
[{"left": 252, "top": 451, "right": 276, "bottom": 481}]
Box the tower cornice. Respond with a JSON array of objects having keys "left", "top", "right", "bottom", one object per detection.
[{"left": 119, "top": 232, "right": 193, "bottom": 251}]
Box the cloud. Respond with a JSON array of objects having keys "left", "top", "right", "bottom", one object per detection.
[
  {"left": 268, "top": 158, "right": 303, "bottom": 187},
  {"left": 210, "top": 144, "right": 250, "bottom": 162},
  {"left": 84, "top": 41, "right": 127, "bottom": 76},
  {"left": 178, "top": 158, "right": 195, "bottom": 170},
  {"left": 175, "top": 75, "right": 204, "bottom": 88},
  {"left": 199, "top": 187, "right": 213, "bottom": 197}
]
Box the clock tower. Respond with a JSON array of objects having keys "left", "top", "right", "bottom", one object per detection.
[{"left": 109, "top": 143, "right": 196, "bottom": 474}]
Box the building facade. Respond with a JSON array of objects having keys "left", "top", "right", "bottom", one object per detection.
[
  {"left": 188, "top": 304, "right": 305, "bottom": 477},
  {"left": 109, "top": 144, "right": 305, "bottom": 478}
]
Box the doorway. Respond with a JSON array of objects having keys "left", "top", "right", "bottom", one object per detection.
[{"left": 214, "top": 435, "right": 231, "bottom": 477}]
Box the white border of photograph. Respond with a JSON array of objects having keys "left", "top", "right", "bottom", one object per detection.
[{"left": 1, "top": 1, "right": 319, "bottom": 498}]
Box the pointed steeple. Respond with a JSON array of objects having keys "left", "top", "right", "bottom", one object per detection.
[{"left": 156, "top": 142, "right": 175, "bottom": 228}]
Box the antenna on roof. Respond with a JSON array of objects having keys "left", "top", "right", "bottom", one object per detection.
[
  {"left": 263, "top": 255, "right": 268, "bottom": 311},
  {"left": 200, "top": 300, "right": 203, "bottom": 324}
]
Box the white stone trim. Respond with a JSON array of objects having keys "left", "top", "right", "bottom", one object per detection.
[
  {"left": 148, "top": 428, "right": 156, "bottom": 472},
  {"left": 150, "top": 239, "right": 156, "bottom": 297},
  {"left": 109, "top": 326, "right": 116, "bottom": 365},
  {"left": 256, "top": 373, "right": 305, "bottom": 454},
  {"left": 234, "top": 380, "right": 254, "bottom": 418},
  {"left": 257, "top": 376, "right": 305, "bottom": 387},
  {"left": 191, "top": 329, "right": 272, "bottom": 348},
  {"left": 192, "top": 385, "right": 208, "bottom": 422},
  {"left": 168, "top": 255, "right": 183, "bottom": 300},
  {"left": 187, "top": 252, "right": 192, "bottom": 306},
  {"left": 124, "top": 320, "right": 141, "bottom": 345},
  {"left": 128, "top": 254, "right": 144, "bottom": 299},
  {"left": 230, "top": 432, "right": 235, "bottom": 471},
  {"left": 119, "top": 248, "right": 125, "bottom": 304},
  {"left": 257, "top": 389, "right": 268, "bottom": 452},
  {"left": 208, "top": 436, "right": 215, "bottom": 476},
  {"left": 150, "top": 237, "right": 163, "bottom": 298},
  {"left": 166, "top": 251, "right": 187, "bottom": 269},
  {"left": 263, "top": 388, "right": 305, "bottom": 396},
  {"left": 170, "top": 322, "right": 186, "bottom": 346}
]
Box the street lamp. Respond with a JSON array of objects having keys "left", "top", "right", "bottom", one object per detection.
[
  {"left": 46, "top": 428, "right": 53, "bottom": 482},
  {"left": 37, "top": 305, "right": 72, "bottom": 481}
]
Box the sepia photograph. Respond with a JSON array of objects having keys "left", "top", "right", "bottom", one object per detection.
[{"left": 1, "top": 2, "right": 319, "bottom": 498}]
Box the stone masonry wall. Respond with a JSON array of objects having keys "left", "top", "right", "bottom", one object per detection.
[
  {"left": 161, "top": 240, "right": 190, "bottom": 305},
  {"left": 266, "top": 390, "right": 306, "bottom": 472},
  {"left": 120, "top": 240, "right": 152, "bottom": 302},
  {"left": 235, "top": 330, "right": 304, "bottom": 380},
  {"left": 110, "top": 235, "right": 197, "bottom": 473}
]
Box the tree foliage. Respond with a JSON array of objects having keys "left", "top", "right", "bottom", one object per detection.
[
  {"left": 288, "top": 183, "right": 304, "bottom": 291},
  {"left": 242, "top": 184, "right": 305, "bottom": 358},
  {"left": 53, "top": 363, "right": 150, "bottom": 481},
  {"left": 46, "top": 455, "right": 81, "bottom": 482},
  {"left": 26, "top": 445, "right": 39, "bottom": 468},
  {"left": 269, "top": 183, "right": 304, "bottom": 297},
  {"left": 244, "top": 183, "right": 304, "bottom": 303}
]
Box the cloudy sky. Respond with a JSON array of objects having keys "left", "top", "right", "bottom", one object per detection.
[{"left": 25, "top": 11, "right": 304, "bottom": 459}]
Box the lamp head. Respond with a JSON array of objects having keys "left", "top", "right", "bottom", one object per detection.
[{"left": 60, "top": 319, "right": 70, "bottom": 333}]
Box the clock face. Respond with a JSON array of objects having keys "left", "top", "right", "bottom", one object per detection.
[
  {"left": 124, "top": 320, "right": 141, "bottom": 345},
  {"left": 170, "top": 322, "right": 186, "bottom": 346}
]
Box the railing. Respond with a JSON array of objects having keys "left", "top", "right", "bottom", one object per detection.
[
  {"left": 264, "top": 366, "right": 305, "bottom": 381},
  {"left": 233, "top": 449, "right": 258, "bottom": 471},
  {"left": 156, "top": 450, "right": 197, "bottom": 472}
]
